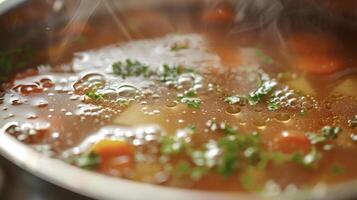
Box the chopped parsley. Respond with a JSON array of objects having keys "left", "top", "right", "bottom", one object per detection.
[
  {"left": 85, "top": 90, "right": 104, "bottom": 101},
  {"left": 247, "top": 78, "right": 277, "bottom": 106},
  {"left": 330, "top": 164, "right": 345, "bottom": 176},
  {"left": 112, "top": 59, "right": 151, "bottom": 78},
  {"left": 172, "top": 161, "right": 191, "bottom": 177},
  {"left": 160, "top": 135, "right": 188, "bottom": 155},
  {"left": 321, "top": 126, "right": 342, "bottom": 140},
  {"left": 291, "top": 147, "right": 319, "bottom": 168},
  {"left": 267, "top": 96, "right": 281, "bottom": 111},
  {"left": 179, "top": 97, "right": 201, "bottom": 109},
  {"left": 224, "top": 95, "right": 245, "bottom": 105},
  {"left": 159, "top": 64, "right": 195, "bottom": 83},
  {"left": 307, "top": 126, "right": 342, "bottom": 144},
  {"left": 217, "top": 136, "right": 239, "bottom": 176},
  {"left": 74, "top": 152, "right": 101, "bottom": 169}
]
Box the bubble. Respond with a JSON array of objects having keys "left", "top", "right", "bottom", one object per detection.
[
  {"left": 225, "top": 105, "right": 241, "bottom": 115},
  {"left": 117, "top": 84, "right": 139, "bottom": 97},
  {"left": 10, "top": 97, "right": 24, "bottom": 105},
  {"left": 13, "top": 83, "right": 43, "bottom": 95},
  {"left": 165, "top": 100, "right": 177, "bottom": 108},
  {"left": 3, "top": 122, "right": 49, "bottom": 143},
  {"left": 275, "top": 113, "right": 291, "bottom": 122},
  {"left": 27, "top": 114, "right": 38, "bottom": 119},
  {"left": 73, "top": 73, "right": 106, "bottom": 94},
  {"left": 40, "top": 78, "right": 55, "bottom": 88},
  {"left": 253, "top": 118, "right": 266, "bottom": 129},
  {"left": 34, "top": 100, "right": 49, "bottom": 108}
]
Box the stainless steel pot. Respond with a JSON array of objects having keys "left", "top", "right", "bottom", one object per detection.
[{"left": 1, "top": 1, "right": 357, "bottom": 199}]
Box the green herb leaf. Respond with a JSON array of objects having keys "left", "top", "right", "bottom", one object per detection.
[
  {"left": 330, "top": 164, "right": 345, "bottom": 176},
  {"left": 306, "top": 132, "right": 326, "bottom": 144},
  {"left": 160, "top": 64, "right": 195, "bottom": 83},
  {"left": 267, "top": 96, "right": 281, "bottom": 111},
  {"left": 112, "top": 59, "right": 151, "bottom": 78},
  {"left": 191, "top": 167, "right": 209, "bottom": 181},
  {"left": 173, "top": 161, "right": 191, "bottom": 177},
  {"left": 224, "top": 95, "right": 245, "bottom": 105},
  {"left": 179, "top": 96, "right": 201, "bottom": 109},
  {"left": 85, "top": 90, "right": 104, "bottom": 101},
  {"left": 291, "top": 147, "right": 319, "bottom": 168},
  {"left": 321, "top": 126, "right": 342, "bottom": 140},
  {"left": 247, "top": 78, "right": 277, "bottom": 106},
  {"left": 217, "top": 136, "right": 239, "bottom": 176},
  {"left": 74, "top": 152, "right": 101, "bottom": 169}
]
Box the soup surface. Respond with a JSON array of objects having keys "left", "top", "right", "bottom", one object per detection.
[{"left": 2, "top": 4, "right": 357, "bottom": 193}]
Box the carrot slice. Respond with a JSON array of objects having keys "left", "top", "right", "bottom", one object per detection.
[
  {"left": 271, "top": 131, "right": 310, "bottom": 154},
  {"left": 288, "top": 32, "right": 345, "bottom": 75},
  {"left": 91, "top": 139, "right": 133, "bottom": 158}
]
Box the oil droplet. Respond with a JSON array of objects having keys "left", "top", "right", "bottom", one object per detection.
[
  {"left": 73, "top": 73, "right": 105, "bottom": 93},
  {"left": 275, "top": 113, "right": 291, "bottom": 122},
  {"left": 14, "top": 83, "right": 43, "bottom": 95},
  {"left": 165, "top": 100, "right": 177, "bottom": 108},
  {"left": 27, "top": 114, "right": 38, "bottom": 119},
  {"left": 117, "top": 84, "right": 139, "bottom": 97},
  {"left": 40, "top": 78, "right": 55, "bottom": 88},
  {"left": 225, "top": 105, "right": 241, "bottom": 115},
  {"left": 253, "top": 118, "right": 266, "bottom": 129},
  {"left": 10, "top": 97, "right": 24, "bottom": 105},
  {"left": 254, "top": 107, "right": 263, "bottom": 112},
  {"left": 35, "top": 100, "right": 49, "bottom": 108}
]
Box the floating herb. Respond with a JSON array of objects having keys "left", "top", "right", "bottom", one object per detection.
[
  {"left": 160, "top": 64, "right": 195, "bottom": 83},
  {"left": 321, "top": 126, "right": 342, "bottom": 140},
  {"left": 112, "top": 59, "right": 151, "bottom": 78},
  {"left": 307, "top": 126, "right": 342, "bottom": 144},
  {"left": 217, "top": 136, "right": 239, "bottom": 176},
  {"left": 74, "top": 152, "right": 101, "bottom": 169},
  {"left": 180, "top": 97, "right": 201, "bottom": 109},
  {"left": 330, "top": 164, "right": 345, "bottom": 176},
  {"left": 267, "top": 96, "right": 281, "bottom": 111},
  {"left": 224, "top": 95, "right": 245, "bottom": 105},
  {"left": 248, "top": 78, "right": 277, "bottom": 106},
  {"left": 291, "top": 147, "right": 319, "bottom": 168},
  {"left": 173, "top": 161, "right": 191, "bottom": 177},
  {"left": 85, "top": 90, "right": 104, "bottom": 101}
]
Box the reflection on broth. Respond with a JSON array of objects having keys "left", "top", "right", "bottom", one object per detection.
[{"left": 2, "top": 1, "right": 357, "bottom": 194}]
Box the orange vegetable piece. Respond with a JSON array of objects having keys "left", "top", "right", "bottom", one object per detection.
[
  {"left": 91, "top": 139, "right": 133, "bottom": 158},
  {"left": 288, "top": 32, "right": 345, "bottom": 75},
  {"left": 271, "top": 131, "right": 310, "bottom": 154}
]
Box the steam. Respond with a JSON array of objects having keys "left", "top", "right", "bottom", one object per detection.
[{"left": 230, "top": 0, "right": 286, "bottom": 49}]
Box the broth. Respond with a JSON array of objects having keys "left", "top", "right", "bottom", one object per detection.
[{"left": 2, "top": 1, "right": 357, "bottom": 194}]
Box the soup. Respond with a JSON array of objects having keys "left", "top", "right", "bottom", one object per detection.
[{"left": 1, "top": 1, "right": 357, "bottom": 194}]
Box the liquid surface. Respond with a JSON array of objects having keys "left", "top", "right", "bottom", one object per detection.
[{"left": 2, "top": 13, "right": 357, "bottom": 193}]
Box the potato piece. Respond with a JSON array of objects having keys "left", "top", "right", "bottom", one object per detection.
[
  {"left": 114, "top": 103, "right": 185, "bottom": 132},
  {"left": 332, "top": 78, "right": 357, "bottom": 97},
  {"left": 287, "top": 77, "right": 315, "bottom": 96}
]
